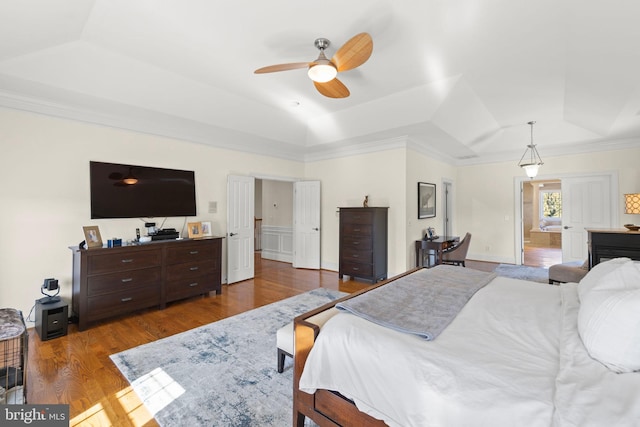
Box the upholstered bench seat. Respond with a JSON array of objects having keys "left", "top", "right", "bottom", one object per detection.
[
  {"left": 276, "top": 307, "right": 340, "bottom": 373},
  {"left": 549, "top": 260, "right": 588, "bottom": 284}
]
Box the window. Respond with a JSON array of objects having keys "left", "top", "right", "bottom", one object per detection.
[{"left": 540, "top": 190, "right": 562, "bottom": 218}]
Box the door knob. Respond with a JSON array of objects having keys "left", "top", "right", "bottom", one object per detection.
[
  {"left": 563, "top": 226, "right": 572, "bottom": 229},
  {"left": 313, "top": 228, "right": 319, "bottom": 231},
  {"left": 229, "top": 232, "right": 237, "bottom": 236}
]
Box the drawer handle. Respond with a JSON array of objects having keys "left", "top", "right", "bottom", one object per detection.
[
  {"left": 121, "top": 278, "right": 133, "bottom": 283},
  {"left": 121, "top": 297, "right": 133, "bottom": 302},
  {"left": 351, "top": 254, "right": 359, "bottom": 258},
  {"left": 121, "top": 259, "right": 134, "bottom": 263},
  {"left": 190, "top": 251, "right": 199, "bottom": 255},
  {"left": 189, "top": 266, "right": 199, "bottom": 271},
  {"left": 353, "top": 228, "right": 361, "bottom": 232},
  {"left": 353, "top": 242, "right": 360, "bottom": 245},
  {"left": 189, "top": 282, "right": 198, "bottom": 287},
  {"left": 352, "top": 267, "right": 360, "bottom": 271},
  {"left": 52, "top": 320, "right": 59, "bottom": 325}
]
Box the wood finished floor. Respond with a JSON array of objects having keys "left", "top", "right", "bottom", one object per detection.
[
  {"left": 26, "top": 255, "right": 374, "bottom": 427},
  {"left": 25, "top": 255, "right": 508, "bottom": 426}
]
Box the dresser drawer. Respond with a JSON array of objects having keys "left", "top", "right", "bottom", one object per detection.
[
  {"left": 341, "top": 248, "right": 373, "bottom": 263},
  {"left": 341, "top": 210, "right": 375, "bottom": 224},
  {"left": 166, "top": 242, "right": 217, "bottom": 265},
  {"left": 87, "top": 267, "right": 161, "bottom": 297},
  {"left": 88, "top": 249, "right": 161, "bottom": 275},
  {"left": 341, "top": 224, "right": 373, "bottom": 236},
  {"left": 87, "top": 286, "right": 160, "bottom": 322},
  {"left": 341, "top": 261, "right": 373, "bottom": 277},
  {"left": 341, "top": 236, "right": 373, "bottom": 249},
  {"left": 166, "top": 260, "right": 215, "bottom": 281},
  {"left": 166, "top": 276, "right": 217, "bottom": 301}
]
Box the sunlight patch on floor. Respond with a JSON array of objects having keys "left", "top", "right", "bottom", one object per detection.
[
  {"left": 70, "top": 401, "right": 109, "bottom": 426},
  {"left": 130, "top": 367, "right": 185, "bottom": 416}
]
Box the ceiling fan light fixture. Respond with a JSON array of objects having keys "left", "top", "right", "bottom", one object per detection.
[
  {"left": 308, "top": 62, "right": 337, "bottom": 83},
  {"left": 518, "top": 121, "right": 544, "bottom": 179}
]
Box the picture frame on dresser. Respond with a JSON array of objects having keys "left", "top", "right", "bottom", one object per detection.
[
  {"left": 187, "top": 221, "right": 202, "bottom": 238},
  {"left": 418, "top": 182, "right": 436, "bottom": 219},
  {"left": 82, "top": 225, "right": 103, "bottom": 248},
  {"left": 201, "top": 221, "right": 212, "bottom": 237}
]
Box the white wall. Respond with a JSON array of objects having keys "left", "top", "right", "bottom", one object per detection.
[{"left": 0, "top": 108, "right": 304, "bottom": 318}]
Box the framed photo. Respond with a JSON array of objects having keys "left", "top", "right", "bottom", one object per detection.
[
  {"left": 187, "top": 222, "right": 202, "bottom": 239},
  {"left": 418, "top": 182, "right": 436, "bottom": 219},
  {"left": 82, "top": 225, "right": 103, "bottom": 249},
  {"left": 201, "top": 221, "right": 212, "bottom": 237}
]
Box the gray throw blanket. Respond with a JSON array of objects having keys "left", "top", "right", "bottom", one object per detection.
[{"left": 336, "top": 265, "right": 497, "bottom": 340}]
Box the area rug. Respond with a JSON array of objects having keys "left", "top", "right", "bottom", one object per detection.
[
  {"left": 110, "top": 288, "right": 346, "bottom": 427},
  {"left": 493, "top": 264, "right": 549, "bottom": 283}
]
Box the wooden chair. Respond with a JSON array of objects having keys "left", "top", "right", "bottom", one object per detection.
[{"left": 441, "top": 232, "right": 472, "bottom": 267}]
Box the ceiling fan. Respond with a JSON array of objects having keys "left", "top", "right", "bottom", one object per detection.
[{"left": 254, "top": 32, "right": 373, "bottom": 98}]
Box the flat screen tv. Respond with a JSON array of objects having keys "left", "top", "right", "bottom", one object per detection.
[{"left": 90, "top": 161, "right": 197, "bottom": 219}]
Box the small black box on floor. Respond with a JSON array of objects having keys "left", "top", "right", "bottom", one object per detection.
[{"left": 35, "top": 300, "right": 68, "bottom": 341}]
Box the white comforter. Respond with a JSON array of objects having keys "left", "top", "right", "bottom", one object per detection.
[{"left": 299, "top": 277, "right": 640, "bottom": 427}]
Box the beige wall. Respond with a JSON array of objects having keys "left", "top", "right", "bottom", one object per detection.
[
  {"left": 457, "top": 147, "right": 640, "bottom": 264},
  {"left": 0, "top": 108, "right": 305, "bottom": 317},
  {"left": 405, "top": 149, "right": 457, "bottom": 268},
  {"left": 261, "top": 180, "right": 293, "bottom": 227},
  {"left": 305, "top": 149, "right": 407, "bottom": 277},
  {"left": 3, "top": 106, "right": 640, "bottom": 319}
]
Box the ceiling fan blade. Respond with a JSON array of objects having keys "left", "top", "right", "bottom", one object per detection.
[
  {"left": 332, "top": 32, "right": 373, "bottom": 72},
  {"left": 254, "top": 62, "right": 310, "bottom": 74},
  {"left": 314, "top": 78, "right": 350, "bottom": 98}
]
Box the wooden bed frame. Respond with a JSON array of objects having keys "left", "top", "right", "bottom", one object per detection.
[{"left": 292, "top": 269, "right": 420, "bottom": 427}]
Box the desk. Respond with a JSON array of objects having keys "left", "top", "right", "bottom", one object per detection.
[{"left": 415, "top": 237, "right": 459, "bottom": 268}]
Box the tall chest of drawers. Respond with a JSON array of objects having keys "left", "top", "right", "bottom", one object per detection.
[
  {"left": 71, "top": 237, "right": 222, "bottom": 331},
  {"left": 339, "top": 207, "right": 388, "bottom": 283}
]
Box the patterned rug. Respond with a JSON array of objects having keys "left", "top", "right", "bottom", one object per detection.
[
  {"left": 493, "top": 264, "right": 549, "bottom": 283},
  {"left": 110, "top": 288, "right": 345, "bottom": 427}
]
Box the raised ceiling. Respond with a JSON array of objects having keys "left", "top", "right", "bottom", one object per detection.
[{"left": 1, "top": 0, "right": 640, "bottom": 164}]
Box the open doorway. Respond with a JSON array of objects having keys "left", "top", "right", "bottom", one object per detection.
[{"left": 522, "top": 179, "right": 562, "bottom": 267}]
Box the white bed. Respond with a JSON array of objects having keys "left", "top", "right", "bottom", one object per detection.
[{"left": 297, "top": 261, "right": 640, "bottom": 427}]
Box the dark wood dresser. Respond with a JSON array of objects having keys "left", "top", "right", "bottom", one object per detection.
[
  {"left": 339, "top": 207, "right": 388, "bottom": 283},
  {"left": 587, "top": 228, "right": 640, "bottom": 268},
  {"left": 71, "top": 237, "right": 223, "bottom": 330}
]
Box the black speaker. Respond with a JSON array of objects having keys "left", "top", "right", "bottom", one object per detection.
[{"left": 35, "top": 300, "right": 68, "bottom": 341}]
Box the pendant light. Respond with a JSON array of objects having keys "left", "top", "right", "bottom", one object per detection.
[{"left": 518, "top": 121, "right": 544, "bottom": 178}]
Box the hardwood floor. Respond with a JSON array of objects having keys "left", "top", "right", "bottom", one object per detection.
[
  {"left": 523, "top": 243, "right": 562, "bottom": 268},
  {"left": 25, "top": 255, "right": 498, "bottom": 426},
  {"left": 26, "top": 256, "right": 370, "bottom": 426}
]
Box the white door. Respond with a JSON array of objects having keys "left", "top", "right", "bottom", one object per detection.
[
  {"left": 561, "top": 175, "right": 612, "bottom": 263},
  {"left": 227, "top": 175, "right": 255, "bottom": 284},
  {"left": 293, "top": 180, "right": 321, "bottom": 269}
]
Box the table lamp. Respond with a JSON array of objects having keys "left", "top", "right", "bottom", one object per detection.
[{"left": 623, "top": 193, "right": 640, "bottom": 231}]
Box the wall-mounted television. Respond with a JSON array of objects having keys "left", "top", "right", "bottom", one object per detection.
[{"left": 90, "top": 161, "right": 197, "bottom": 219}]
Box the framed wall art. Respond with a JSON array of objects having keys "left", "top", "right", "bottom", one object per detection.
[{"left": 418, "top": 182, "right": 436, "bottom": 219}]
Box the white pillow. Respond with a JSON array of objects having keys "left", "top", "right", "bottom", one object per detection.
[
  {"left": 578, "top": 257, "right": 631, "bottom": 301},
  {"left": 578, "top": 261, "right": 640, "bottom": 373}
]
